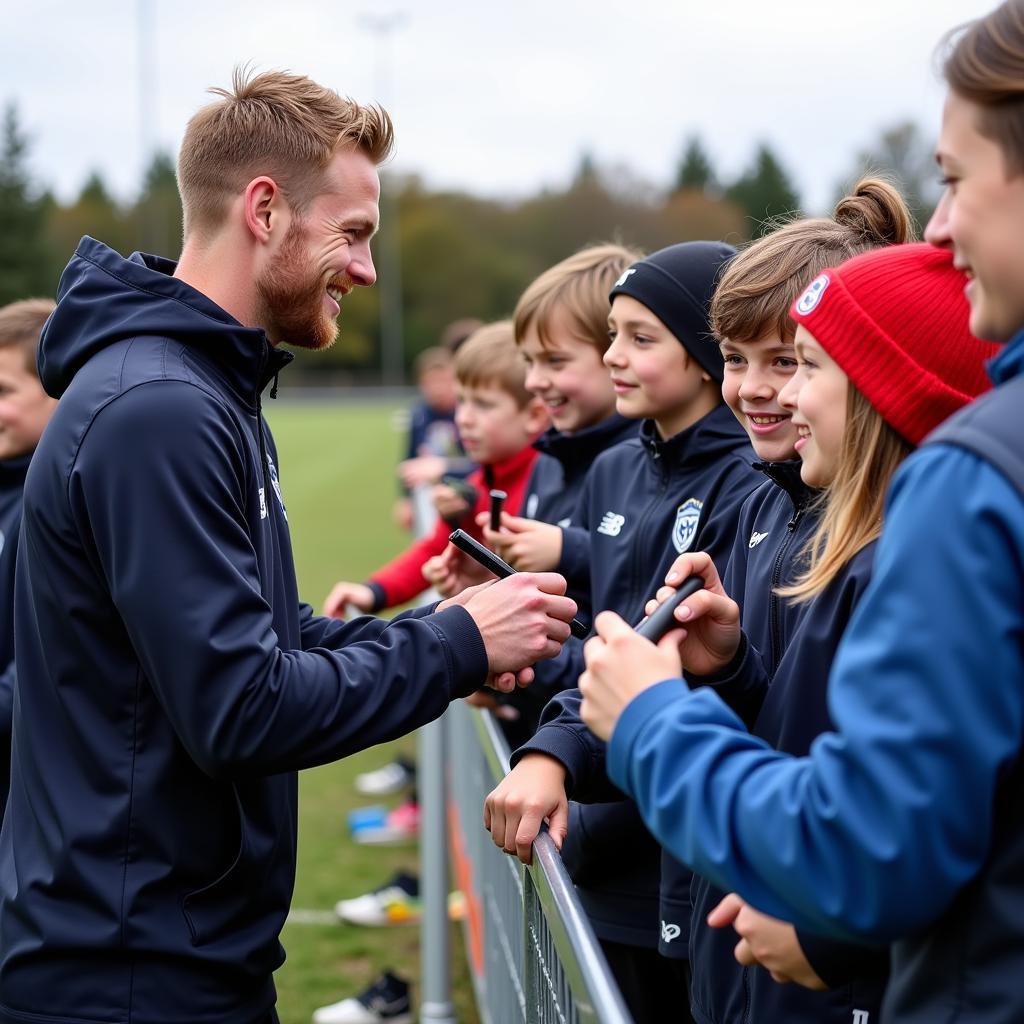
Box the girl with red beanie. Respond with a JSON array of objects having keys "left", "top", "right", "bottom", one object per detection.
[{"left": 574, "top": 241, "right": 999, "bottom": 1024}]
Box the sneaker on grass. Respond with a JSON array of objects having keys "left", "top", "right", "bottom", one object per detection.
[
  {"left": 353, "top": 799, "right": 419, "bottom": 846},
  {"left": 354, "top": 757, "right": 416, "bottom": 797},
  {"left": 335, "top": 872, "right": 421, "bottom": 927},
  {"left": 312, "top": 970, "right": 412, "bottom": 1024}
]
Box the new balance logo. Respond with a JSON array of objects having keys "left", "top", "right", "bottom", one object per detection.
[
  {"left": 597, "top": 511, "right": 626, "bottom": 537},
  {"left": 661, "top": 920, "right": 681, "bottom": 944},
  {"left": 749, "top": 530, "right": 769, "bottom": 549},
  {"left": 852, "top": 1011, "right": 870, "bottom": 1024}
]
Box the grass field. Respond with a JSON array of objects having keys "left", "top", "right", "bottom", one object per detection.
[{"left": 264, "top": 399, "right": 480, "bottom": 1024}]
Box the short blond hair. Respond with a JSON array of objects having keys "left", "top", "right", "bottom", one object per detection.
[
  {"left": 0, "top": 298, "right": 55, "bottom": 374},
  {"left": 454, "top": 322, "right": 531, "bottom": 407},
  {"left": 178, "top": 67, "right": 394, "bottom": 236},
  {"left": 514, "top": 243, "right": 643, "bottom": 355}
]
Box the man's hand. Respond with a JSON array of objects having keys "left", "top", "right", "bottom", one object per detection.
[
  {"left": 484, "top": 753, "right": 569, "bottom": 863},
  {"left": 579, "top": 610, "right": 684, "bottom": 741},
  {"left": 708, "top": 893, "right": 827, "bottom": 990},
  {"left": 643, "top": 551, "right": 741, "bottom": 676},
  {"left": 462, "top": 571, "right": 576, "bottom": 674},
  {"left": 422, "top": 544, "right": 491, "bottom": 598},
  {"left": 398, "top": 454, "right": 447, "bottom": 489},
  {"left": 322, "top": 581, "right": 375, "bottom": 619},
  {"left": 477, "top": 512, "right": 562, "bottom": 572}
]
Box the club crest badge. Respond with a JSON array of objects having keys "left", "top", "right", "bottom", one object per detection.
[{"left": 672, "top": 498, "right": 703, "bottom": 553}]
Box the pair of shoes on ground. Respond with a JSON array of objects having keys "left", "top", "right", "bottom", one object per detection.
[
  {"left": 335, "top": 871, "right": 465, "bottom": 927},
  {"left": 354, "top": 757, "right": 416, "bottom": 797},
  {"left": 312, "top": 969, "right": 411, "bottom": 1024},
  {"left": 348, "top": 798, "right": 420, "bottom": 845}
]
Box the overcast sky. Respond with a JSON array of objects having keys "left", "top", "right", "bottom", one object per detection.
[{"left": 3, "top": 1, "right": 996, "bottom": 214}]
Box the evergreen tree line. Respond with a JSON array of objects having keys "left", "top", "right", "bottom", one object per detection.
[{"left": 0, "top": 103, "right": 939, "bottom": 382}]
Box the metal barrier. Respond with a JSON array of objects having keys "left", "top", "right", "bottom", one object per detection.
[{"left": 444, "top": 702, "right": 632, "bottom": 1024}]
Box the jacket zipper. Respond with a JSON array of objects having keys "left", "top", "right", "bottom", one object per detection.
[{"left": 768, "top": 505, "right": 805, "bottom": 674}]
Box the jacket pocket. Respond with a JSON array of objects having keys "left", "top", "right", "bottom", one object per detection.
[{"left": 180, "top": 785, "right": 251, "bottom": 947}]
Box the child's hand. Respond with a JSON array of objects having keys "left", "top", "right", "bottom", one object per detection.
[
  {"left": 707, "top": 893, "right": 827, "bottom": 990},
  {"left": 392, "top": 496, "right": 414, "bottom": 532},
  {"left": 398, "top": 454, "right": 447, "bottom": 489},
  {"left": 423, "top": 545, "right": 492, "bottom": 597},
  {"left": 642, "top": 551, "right": 741, "bottom": 675},
  {"left": 476, "top": 511, "right": 563, "bottom": 572},
  {"left": 322, "top": 581, "right": 375, "bottom": 619},
  {"left": 579, "top": 611, "right": 684, "bottom": 741},
  {"left": 464, "top": 690, "right": 521, "bottom": 721},
  {"left": 484, "top": 753, "right": 569, "bottom": 864},
  {"left": 432, "top": 483, "right": 470, "bottom": 522}
]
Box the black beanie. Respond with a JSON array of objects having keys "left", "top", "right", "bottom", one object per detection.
[{"left": 609, "top": 241, "right": 736, "bottom": 382}]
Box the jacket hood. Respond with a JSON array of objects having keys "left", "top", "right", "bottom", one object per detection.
[
  {"left": 639, "top": 404, "right": 751, "bottom": 467},
  {"left": 39, "top": 237, "right": 290, "bottom": 402}
]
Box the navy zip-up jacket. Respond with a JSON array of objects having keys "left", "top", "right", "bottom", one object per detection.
[
  {"left": 0, "top": 238, "right": 489, "bottom": 1024},
  {"left": 607, "top": 332, "right": 1024, "bottom": 1024},
  {"left": 513, "top": 407, "right": 759, "bottom": 949},
  {"left": 499, "top": 414, "right": 639, "bottom": 744},
  {"left": 687, "top": 464, "right": 888, "bottom": 1023},
  {"left": 0, "top": 453, "right": 30, "bottom": 814}
]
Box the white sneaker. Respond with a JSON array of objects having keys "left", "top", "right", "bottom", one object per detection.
[
  {"left": 312, "top": 970, "right": 412, "bottom": 1024},
  {"left": 354, "top": 758, "right": 416, "bottom": 797},
  {"left": 335, "top": 873, "right": 420, "bottom": 927}
]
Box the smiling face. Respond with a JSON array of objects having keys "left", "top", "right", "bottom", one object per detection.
[
  {"left": 256, "top": 146, "right": 379, "bottom": 350},
  {"left": 926, "top": 91, "right": 1024, "bottom": 342},
  {"left": 720, "top": 332, "right": 800, "bottom": 462},
  {"left": 778, "top": 326, "right": 849, "bottom": 488},
  {"left": 520, "top": 309, "right": 615, "bottom": 433},
  {"left": 605, "top": 295, "right": 713, "bottom": 439},
  {"left": 454, "top": 383, "right": 548, "bottom": 465}
]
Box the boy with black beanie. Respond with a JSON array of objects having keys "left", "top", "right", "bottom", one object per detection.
[{"left": 485, "top": 242, "right": 762, "bottom": 1023}]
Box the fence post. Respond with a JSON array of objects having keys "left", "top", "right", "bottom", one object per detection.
[{"left": 413, "top": 486, "right": 456, "bottom": 1024}]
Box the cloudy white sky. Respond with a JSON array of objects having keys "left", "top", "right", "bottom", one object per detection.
[{"left": 3, "top": 1, "right": 996, "bottom": 213}]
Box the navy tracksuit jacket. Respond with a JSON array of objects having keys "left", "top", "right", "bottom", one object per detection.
[
  {"left": 0, "top": 238, "right": 490, "bottom": 1024},
  {"left": 687, "top": 461, "right": 889, "bottom": 1024},
  {"left": 513, "top": 407, "right": 760, "bottom": 951}
]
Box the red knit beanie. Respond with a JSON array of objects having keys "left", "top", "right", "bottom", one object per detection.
[{"left": 789, "top": 243, "right": 1000, "bottom": 445}]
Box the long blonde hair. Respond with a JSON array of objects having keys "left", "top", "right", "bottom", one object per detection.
[{"left": 778, "top": 386, "right": 912, "bottom": 603}]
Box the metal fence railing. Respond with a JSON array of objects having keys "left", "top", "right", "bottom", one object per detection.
[{"left": 444, "top": 701, "right": 633, "bottom": 1024}]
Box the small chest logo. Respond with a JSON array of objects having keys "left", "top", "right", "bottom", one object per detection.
[
  {"left": 557, "top": 516, "right": 572, "bottom": 528},
  {"left": 661, "top": 920, "right": 682, "bottom": 944},
  {"left": 852, "top": 1012, "right": 870, "bottom": 1024},
  {"left": 672, "top": 498, "right": 703, "bottom": 554},
  {"left": 266, "top": 455, "right": 288, "bottom": 522},
  {"left": 749, "top": 530, "right": 769, "bottom": 549},
  {"left": 525, "top": 493, "right": 540, "bottom": 519},
  {"left": 258, "top": 488, "right": 268, "bottom": 520},
  {"left": 597, "top": 511, "right": 626, "bottom": 537}
]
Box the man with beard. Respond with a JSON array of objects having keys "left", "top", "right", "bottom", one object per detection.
[{"left": 0, "top": 69, "right": 577, "bottom": 1024}]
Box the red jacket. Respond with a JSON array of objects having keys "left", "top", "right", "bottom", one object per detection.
[{"left": 368, "top": 444, "right": 538, "bottom": 610}]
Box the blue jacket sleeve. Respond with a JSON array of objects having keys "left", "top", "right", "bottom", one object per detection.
[
  {"left": 296, "top": 601, "right": 438, "bottom": 651},
  {"left": 607, "top": 446, "right": 1024, "bottom": 943},
  {"left": 73, "top": 382, "right": 488, "bottom": 781}
]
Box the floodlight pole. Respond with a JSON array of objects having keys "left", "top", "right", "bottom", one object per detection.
[{"left": 360, "top": 13, "right": 407, "bottom": 387}]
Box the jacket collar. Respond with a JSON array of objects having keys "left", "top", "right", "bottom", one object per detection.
[
  {"left": 533, "top": 414, "right": 637, "bottom": 469},
  {"left": 753, "top": 459, "right": 818, "bottom": 510}
]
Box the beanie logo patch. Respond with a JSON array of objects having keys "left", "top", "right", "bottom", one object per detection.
[
  {"left": 796, "top": 274, "right": 830, "bottom": 315},
  {"left": 672, "top": 497, "right": 704, "bottom": 554},
  {"left": 614, "top": 267, "right": 638, "bottom": 288}
]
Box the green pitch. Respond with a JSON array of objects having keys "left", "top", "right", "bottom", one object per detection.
[{"left": 265, "top": 399, "right": 480, "bottom": 1024}]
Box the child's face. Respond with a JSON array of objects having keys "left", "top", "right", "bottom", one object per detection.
[
  {"left": 721, "top": 333, "right": 800, "bottom": 463},
  {"left": 454, "top": 382, "right": 547, "bottom": 465},
  {"left": 419, "top": 365, "right": 457, "bottom": 413},
  {"left": 778, "top": 326, "right": 848, "bottom": 488},
  {"left": 926, "top": 90, "right": 1024, "bottom": 342},
  {"left": 520, "top": 312, "right": 615, "bottom": 434},
  {"left": 0, "top": 346, "right": 56, "bottom": 461},
  {"left": 605, "top": 296, "right": 710, "bottom": 439}
]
